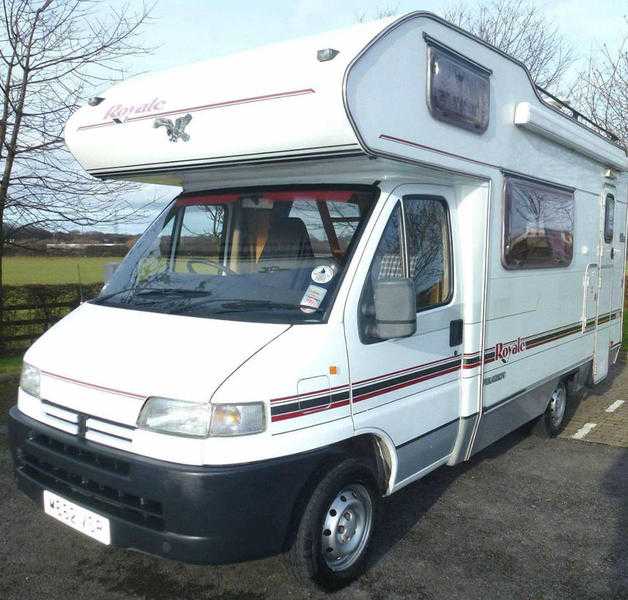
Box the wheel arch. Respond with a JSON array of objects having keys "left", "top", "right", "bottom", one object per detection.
[{"left": 282, "top": 430, "right": 398, "bottom": 552}]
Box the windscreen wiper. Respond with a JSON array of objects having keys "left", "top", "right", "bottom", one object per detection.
[
  {"left": 93, "top": 287, "right": 211, "bottom": 304},
  {"left": 210, "top": 299, "right": 323, "bottom": 314},
  {"left": 133, "top": 288, "right": 212, "bottom": 297}
]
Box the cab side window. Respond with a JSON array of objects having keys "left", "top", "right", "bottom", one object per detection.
[
  {"left": 359, "top": 197, "right": 453, "bottom": 343},
  {"left": 359, "top": 203, "right": 403, "bottom": 342},
  {"left": 404, "top": 196, "right": 452, "bottom": 311}
]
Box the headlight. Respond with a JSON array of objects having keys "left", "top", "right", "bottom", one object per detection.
[
  {"left": 138, "top": 398, "right": 211, "bottom": 438},
  {"left": 210, "top": 403, "right": 265, "bottom": 437},
  {"left": 137, "top": 398, "right": 266, "bottom": 438},
  {"left": 19, "top": 363, "right": 40, "bottom": 398}
]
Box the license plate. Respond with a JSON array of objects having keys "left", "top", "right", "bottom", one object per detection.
[{"left": 43, "top": 490, "right": 111, "bottom": 545}]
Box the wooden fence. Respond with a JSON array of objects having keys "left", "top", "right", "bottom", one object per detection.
[
  {"left": 1, "top": 299, "right": 80, "bottom": 349},
  {"left": 0, "top": 283, "right": 102, "bottom": 355}
]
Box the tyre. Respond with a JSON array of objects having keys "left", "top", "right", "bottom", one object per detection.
[
  {"left": 287, "top": 458, "right": 378, "bottom": 591},
  {"left": 535, "top": 380, "right": 568, "bottom": 437}
]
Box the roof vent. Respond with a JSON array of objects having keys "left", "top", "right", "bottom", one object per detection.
[{"left": 317, "top": 48, "right": 339, "bottom": 62}]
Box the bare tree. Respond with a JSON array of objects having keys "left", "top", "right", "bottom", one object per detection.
[
  {"left": 0, "top": 0, "right": 155, "bottom": 290},
  {"left": 355, "top": 5, "right": 398, "bottom": 25},
  {"left": 570, "top": 26, "right": 627, "bottom": 149},
  {"left": 443, "top": 0, "right": 574, "bottom": 89}
]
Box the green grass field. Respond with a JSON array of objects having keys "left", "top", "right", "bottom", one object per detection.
[{"left": 3, "top": 256, "right": 114, "bottom": 285}]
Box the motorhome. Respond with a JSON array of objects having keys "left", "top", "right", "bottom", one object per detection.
[{"left": 9, "top": 11, "right": 627, "bottom": 590}]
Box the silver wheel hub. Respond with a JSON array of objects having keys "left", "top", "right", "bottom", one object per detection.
[
  {"left": 550, "top": 384, "right": 566, "bottom": 428},
  {"left": 321, "top": 483, "right": 373, "bottom": 572}
]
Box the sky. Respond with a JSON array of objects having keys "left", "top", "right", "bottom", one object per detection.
[
  {"left": 100, "top": 0, "right": 627, "bottom": 232},
  {"left": 123, "top": 0, "right": 627, "bottom": 72}
]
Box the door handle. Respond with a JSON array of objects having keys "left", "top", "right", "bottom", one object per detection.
[{"left": 449, "top": 319, "right": 463, "bottom": 347}]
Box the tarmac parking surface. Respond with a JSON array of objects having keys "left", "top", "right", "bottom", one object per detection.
[{"left": 0, "top": 358, "right": 626, "bottom": 600}]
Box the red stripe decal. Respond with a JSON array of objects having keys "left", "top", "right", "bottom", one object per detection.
[
  {"left": 41, "top": 370, "right": 146, "bottom": 399},
  {"left": 271, "top": 399, "right": 350, "bottom": 422},
  {"left": 354, "top": 355, "right": 459, "bottom": 387},
  {"left": 354, "top": 365, "right": 461, "bottom": 403},
  {"left": 78, "top": 89, "right": 315, "bottom": 131},
  {"left": 271, "top": 383, "right": 350, "bottom": 404}
]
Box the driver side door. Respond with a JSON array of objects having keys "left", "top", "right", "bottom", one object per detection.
[{"left": 344, "top": 185, "right": 462, "bottom": 488}]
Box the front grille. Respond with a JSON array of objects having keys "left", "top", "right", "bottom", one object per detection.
[
  {"left": 18, "top": 435, "right": 164, "bottom": 531},
  {"left": 31, "top": 432, "right": 130, "bottom": 476},
  {"left": 40, "top": 400, "right": 135, "bottom": 451}
]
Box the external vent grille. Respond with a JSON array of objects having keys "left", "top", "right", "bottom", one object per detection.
[
  {"left": 19, "top": 448, "right": 163, "bottom": 531},
  {"left": 31, "top": 432, "right": 130, "bottom": 476}
]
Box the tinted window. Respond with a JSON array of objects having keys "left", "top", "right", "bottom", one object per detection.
[
  {"left": 427, "top": 42, "right": 490, "bottom": 133},
  {"left": 604, "top": 194, "right": 615, "bottom": 243},
  {"left": 503, "top": 177, "right": 574, "bottom": 269},
  {"left": 404, "top": 196, "right": 452, "bottom": 310}
]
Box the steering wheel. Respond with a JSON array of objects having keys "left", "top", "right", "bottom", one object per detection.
[{"left": 186, "top": 259, "right": 237, "bottom": 275}]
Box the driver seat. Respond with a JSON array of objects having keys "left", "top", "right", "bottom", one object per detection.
[{"left": 259, "top": 217, "right": 314, "bottom": 260}]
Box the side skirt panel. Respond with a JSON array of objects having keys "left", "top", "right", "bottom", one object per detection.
[
  {"left": 470, "top": 379, "right": 557, "bottom": 455},
  {"left": 394, "top": 419, "right": 459, "bottom": 484}
]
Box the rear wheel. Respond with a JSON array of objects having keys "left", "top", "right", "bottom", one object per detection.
[
  {"left": 287, "top": 458, "right": 378, "bottom": 591},
  {"left": 536, "top": 380, "right": 568, "bottom": 437}
]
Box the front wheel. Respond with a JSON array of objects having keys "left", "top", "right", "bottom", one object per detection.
[{"left": 287, "top": 458, "right": 378, "bottom": 591}]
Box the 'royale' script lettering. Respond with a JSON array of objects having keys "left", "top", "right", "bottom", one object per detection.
[
  {"left": 104, "top": 98, "right": 166, "bottom": 121},
  {"left": 494, "top": 338, "right": 526, "bottom": 363}
]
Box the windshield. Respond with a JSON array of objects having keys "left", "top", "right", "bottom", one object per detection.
[{"left": 94, "top": 186, "right": 378, "bottom": 322}]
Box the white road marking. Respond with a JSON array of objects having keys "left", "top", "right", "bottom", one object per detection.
[
  {"left": 572, "top": 423, "right": 597, "bottom": 440},
  {"left": 605, "top": 400, "right": 624, "bottom": 413}
]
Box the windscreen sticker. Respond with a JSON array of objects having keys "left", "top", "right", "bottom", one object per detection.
[
  {"left": 311, "top": 264, "right": 336, "bottom": 284},
  {"left": 300, "top": 284, "right": 327, "bottom": 312}
]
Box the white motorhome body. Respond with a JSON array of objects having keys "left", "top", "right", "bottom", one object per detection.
[{"left": 10, "top": 12, "right": 627, "bottom": 589}]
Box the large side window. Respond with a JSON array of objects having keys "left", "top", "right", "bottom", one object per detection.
[
  {"left": 404, "top": 196, "right": 452, "bottom": 310},
  {"left": 604, "top": 194, "right": 615, "bottom": 243},
  {"left": 503, "top": 176, "right": 574, "bottom": 269},
  {"left": 426, "top": 37, "right": 490, "bottom": 134}
]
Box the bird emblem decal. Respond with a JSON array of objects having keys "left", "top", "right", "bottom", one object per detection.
[{"left": 153, "top": 113, "right": 192, "bottom": 142}]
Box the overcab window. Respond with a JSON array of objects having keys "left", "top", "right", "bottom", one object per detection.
[
  {"left": 426, "top": 36, "right": 490, "bottom": 133},
  {"left": 503, "top": 176, "right": 574, "bottom": 269}
]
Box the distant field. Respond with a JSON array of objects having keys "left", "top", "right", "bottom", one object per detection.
[{"left": 2, "top": 256, "right": 116, "bottom": 285}]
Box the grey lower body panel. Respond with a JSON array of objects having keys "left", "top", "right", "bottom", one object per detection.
[
  {"left": 395, "top": 419, "right": 459, "bottom": 484},
  {"left": 447, "top": 414, "right": 477, "bottom": 465},
  {"left": 471, "top": 378, "right": 558, "bottom": 455}
]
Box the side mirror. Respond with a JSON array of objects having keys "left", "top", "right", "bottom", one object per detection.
[{"left": 373, "top": 278, "right": 417, "bottom": 339}]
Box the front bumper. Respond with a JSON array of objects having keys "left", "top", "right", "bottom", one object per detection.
[{"left": 8, "top": 406, "right": 336, "bottom": 564}]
